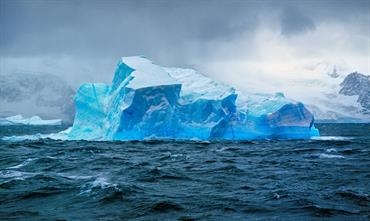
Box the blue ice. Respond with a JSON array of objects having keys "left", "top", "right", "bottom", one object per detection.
[{"left": 67, "top": 56, "right": 319, "bottom": 141}]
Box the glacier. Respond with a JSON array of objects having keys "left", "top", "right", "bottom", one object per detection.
[
  {"left": 67, "top": 56, "right": 319, "bottom": 141},
  {"left": 0, "top": 115, "right": 62, "bottom": 126}
]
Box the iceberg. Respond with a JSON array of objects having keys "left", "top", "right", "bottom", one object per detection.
[
  {"left": 0, "top": 115, "right": 62, "bottom": 126},
  {"left": 67, "top": 56, "right": 319, "bottom": 141}
]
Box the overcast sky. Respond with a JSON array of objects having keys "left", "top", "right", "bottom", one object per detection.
[{"left": 1, "top": 0, "right": 369, "bottom": 92}]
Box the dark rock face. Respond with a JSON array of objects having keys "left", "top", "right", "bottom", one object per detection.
[
  {"left": 358, "top": 92, "right": 370, "bottom": 110},
  {"left": 0, "top": 73, "right": 75, "bottom": 123},
  {"left": 339, "top": 72, "right": 370, "bottom": 111}
]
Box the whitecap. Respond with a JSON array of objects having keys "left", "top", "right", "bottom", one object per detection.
[
  {"left": 7, "top": 158, "right": 33, "bottom": 169},
  {"left": 1, "top": 130, "right": 69, "bottom": 142},
  {"left": 57, "top": 173, "right": 93, "bottom": 180},
  {"left": 2, "top": 134, "right": 44, "bottom": 142},
  {"left": 171, "top": 153, "right": 184, "bottom": 158},
  {"left": 325, "top": 148, "right": 337, "bottom": 153},
  {"left": 91, "top": 176, "right": 114, "bottom": 189},
  {"left": 216, "top": 147, "right": 228, "bottom": 152},
  {"left": 79, "top": 175, "right": 118, "bottom": 195},
  {"left": 1, "top": 127, "right": 71, "bottom": 142},
  {"left": 0, "top": 170, "right": 38, "bottom": 180}
]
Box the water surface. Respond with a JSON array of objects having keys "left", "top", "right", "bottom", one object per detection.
[{"left": 0, "top": 124, "right": 369, "bottom": 220}]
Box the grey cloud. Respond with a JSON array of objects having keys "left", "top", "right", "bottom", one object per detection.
[
  {"left": 0, "top": 0, "right": 368, "bottom": 78},
  {"left": 280, "top": 7, "right": 315, "bottom": 36},
  {"left": 0, "top": 0, "right": 258, "bottom": 62}
]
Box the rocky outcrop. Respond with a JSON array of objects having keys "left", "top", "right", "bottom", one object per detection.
[{"left": 339, "top": 72, "right": 370, "bottom": 111}]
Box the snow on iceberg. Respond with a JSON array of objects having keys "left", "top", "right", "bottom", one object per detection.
[
  {"left": 67, "top": 56, "right": 319, "bottom": 141},
  {"left": 0, "top": 115, "right": 62, "bottom": 126}
]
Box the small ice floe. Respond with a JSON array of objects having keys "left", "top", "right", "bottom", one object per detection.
[
  {"left": 311, "top": 136, "right": 352, "bottom": 141},
  {"left": 319, "top": 153, "right": 345, "bottom": 159},
  {"left": 0, "top": 115, "right": 62, "bottom": 126}
]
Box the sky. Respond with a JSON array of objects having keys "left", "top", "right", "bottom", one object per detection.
[{"left": 1, "top": 0, "right": 369, "bottom": 94}]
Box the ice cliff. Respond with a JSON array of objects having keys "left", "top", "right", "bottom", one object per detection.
[{"left": 68, "top": 56, "right": 319, "bottom": 141}]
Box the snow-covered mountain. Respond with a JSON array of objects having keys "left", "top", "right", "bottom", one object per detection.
[
  {"left": 302, "top": 71, "right": 370, "bottom": 123},
  {"left": 0, "top": 72, "right": 75, "bottom": 124},
  {"left": 339, "top": 72, "right": 370, "bottom": 112}
]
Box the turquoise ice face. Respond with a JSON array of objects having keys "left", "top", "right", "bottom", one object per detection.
[{"left": 68, "top": 56, "right": 319, "bottom": 141}]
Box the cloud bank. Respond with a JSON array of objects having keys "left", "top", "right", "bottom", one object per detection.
[{"left": 1, "top": 0, "right": 369, "bottom": 93}]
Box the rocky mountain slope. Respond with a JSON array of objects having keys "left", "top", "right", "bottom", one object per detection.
[
  {"left": 339, "top": 72, "right": 370, "bottom": 112},
  {"left": 303, "top": 71, "right": 370, "bottom": 123}
]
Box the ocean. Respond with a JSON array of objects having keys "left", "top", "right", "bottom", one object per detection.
[{"left": 0, "top": 124, "right": 369, "bottom": 220}]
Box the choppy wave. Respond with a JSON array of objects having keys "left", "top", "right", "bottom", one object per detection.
[
  {"left": 0, "top": 124, "right": 369, "bottom": 220},
  {"left": 2, "top": 131, "right": 69, "bottom": 142}
]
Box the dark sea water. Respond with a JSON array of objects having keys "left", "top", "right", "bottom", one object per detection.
[{"left": 0, "top": 124, "right": 369, "bottom": 220}]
